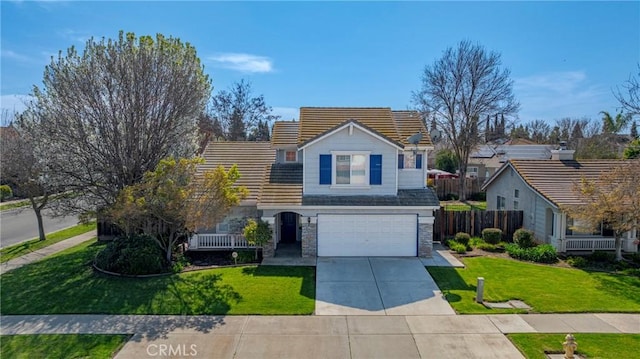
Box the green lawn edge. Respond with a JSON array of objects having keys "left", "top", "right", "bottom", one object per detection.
[
  {"left": 0, "top": 222, "right": 96, "bottom": 263},
  {"left": 0, "top": 334, "right": 131, "bottom": 359},
  {"left": 0, "top": 199, "right": 31, "bottom": 212},
  {"left": 1, "top": 239, "right": 316, "bottom": 315},
  {"left": 427, "top": 256, "right": 640, "bottom": 314},
  {"left": 508, "top": 333, "right": 640, "bottom": 359}
]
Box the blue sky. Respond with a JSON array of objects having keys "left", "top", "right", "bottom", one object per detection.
[{"left": 1, "top": 1, "right": 639, "bottom": 126}]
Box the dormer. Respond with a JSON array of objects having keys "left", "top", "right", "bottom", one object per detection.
[{"left": 271, "top": 121, "right": 300, "bottom": 164}]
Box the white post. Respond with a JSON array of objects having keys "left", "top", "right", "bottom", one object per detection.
[{"left": 476, "top": 277, "right": 485, "bottom": 303}]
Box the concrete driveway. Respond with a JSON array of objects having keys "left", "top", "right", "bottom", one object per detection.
[{"left": 316, "top": 257, "right": 455, "bottom": 315}]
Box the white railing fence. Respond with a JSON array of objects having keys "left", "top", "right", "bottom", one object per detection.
[
  {"left": 189, "top": 233, "right": 254, "bottom": 250},
  {"left": 562, "top": 237, "right": 616, "bottom": 252}
]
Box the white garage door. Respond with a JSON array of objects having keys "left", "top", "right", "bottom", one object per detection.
[{"left": 317, "top": 214, "right": 417, "bottom": 256}]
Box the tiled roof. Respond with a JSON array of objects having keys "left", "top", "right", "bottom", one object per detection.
[
  {"left": 297, "top": 107, "right": 430, "bottom": 148},
  {"left": 271, "top": 121, "right": 299, "bottom": 147},
  {"left": 302, "top": 189, "right": 439, "bottom": 207},
  {"left": 199, "top": 141, "right": 275, "bottom": 204},
  {"left": 507, "top": 159, "right": 627, "bottom": 207},
  {"left": 258, "top": 163, "right": 303, "bottom": 206},
  {"left": 392, "top": 111, "right": 433, "bottom": 147}
]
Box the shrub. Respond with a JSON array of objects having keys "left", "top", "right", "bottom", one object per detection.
[
  {"left": 513, "top": 228, "right": 535, "bottom": 248},
  {"left": 482, "top": 228, "right": 502, "bottom": 244},
  {"left": 588, "top": 251, "right": 616, "bottom": 263},
  {"left": 233, "top": 250, "right": 258, "bottom": 264},
  {"left": 445, "top": 193, "right": 459, "bottom": 201},
  {"left": 95, "top": 234, "right": 169, "bottom": 275},
  {"left": 566, "top": 256, "right": 588, "bottom": 268},
  {"left": 0, "top": 185, "right": 13, "bottom": 201},
  {"left": 449, "top": 242, "right": 467, "bottom": 254},
  {"left": 469, "top": 237, "right": 484, "bottom": 248},
  {"left": 468, "top": 192, "right": 486, "bottom": 201},
  {"left": 454, "top": 232, "right": 471, "bottom": 247},
  {"left": 505, "top": 243, "right": 558, "bottom": 264},
  {"left": 477, "top": 242, "right": 499, "bottom": 252}
]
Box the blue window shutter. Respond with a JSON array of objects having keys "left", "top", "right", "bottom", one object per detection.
[
  {"left": 319, "top": 154, "right": 332, "bottom": 185},
  {"left": 416, "top": 154, "right": 423, "bottom": 169},
  {"left": 398, "top": 154, "right": 404, "bottom": 169},
  {"left": 370, "top": 155, "right": 382, "bottom": 185}
]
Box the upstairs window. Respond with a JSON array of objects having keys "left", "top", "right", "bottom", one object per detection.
[
  {"left": 320, "top": 153, "right": 379, "bottom": 186},
  {"left": 398, "top": 152, "right": 423, "bottom": 169},
  {"left": 497, "top": 196, "right": 506, "bottom": 210},
  {"left": 285, "top": 150, "right": 297, "bottom": 162},
  {"left": 336, "top": 154, "right": 366, "bottom": 185}
]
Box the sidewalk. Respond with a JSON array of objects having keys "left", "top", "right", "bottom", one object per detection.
[
  {"left": 0, "top": 231, "right": 96, "bottom": 274},
  {"left": 1, "top": 313, "right": 638, "bottom": 358}
]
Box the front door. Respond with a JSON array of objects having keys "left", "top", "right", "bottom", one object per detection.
[{"left": 280, "top": 212, "right": 298, "bottom": 243}]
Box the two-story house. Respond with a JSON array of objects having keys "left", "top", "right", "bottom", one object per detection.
[{"left": 190, "top": 107, "right": 440, "bottom": 259}]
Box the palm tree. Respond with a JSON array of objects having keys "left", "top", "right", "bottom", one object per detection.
[{"left": 600, "top": 111, "right": 630, "bottom": 134}]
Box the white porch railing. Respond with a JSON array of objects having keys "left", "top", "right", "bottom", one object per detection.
[
  {"left": 563, "top": 237, "right": 616, "bottom": 252},
  {"left": 189, "top": 233, "right": 254, "bottom": 250}
]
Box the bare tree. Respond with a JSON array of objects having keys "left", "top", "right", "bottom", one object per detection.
[
  {"left": 525, "top": 119, "right": 551, "bottom": 143},
  {"left": 615, "top": 65, "right": 640, "bottom": 116},
  {"left": 20, "top": 31, "right": 211, "bottom": 215},
  {"left": 209, "top": 80, "right": 278, "bottom": 141},
  {"left": 413, "top": 40, "right": 519, "bottom": 200}
]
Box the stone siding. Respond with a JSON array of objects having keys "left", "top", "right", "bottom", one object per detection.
[
  {"left": 418, "top": 223, "right": 433, "bottom": 257},
  {"left": 302, "top": 222, "right": 317, "bottom": 257},
  {"left": 262, "top": 222, "right": 276, "bottom": 258}
]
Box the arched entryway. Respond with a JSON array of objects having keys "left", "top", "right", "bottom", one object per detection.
[{"left": 276, "top": 212, "right": 301, "bottom": 257}]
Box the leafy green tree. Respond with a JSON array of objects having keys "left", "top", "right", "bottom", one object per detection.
[
  {"left": 210, "top": 80, "right": 278, "bottom": 141},
  {"left": 563, "top": 160, "right": 640, "bottom": 260},
  {"left": 630, "top": 120, "right": 638, "bottom": 139},
  {"left": 413, "top": 40, "right": 519, "bottom": 200},
  {"left": 435, "top": 149, "right": 459, "bottom": 174},
  {"left": 243, "top": 218, "right": 273, "bottom": 259},
  {"left": 600, "top": 111, "right": 630, "bottom": 134},
  {"left": 110, "top": 157, "right": 248, "bottom": 261},
  {"left": 623, "top": 139, "right": 640, "bottom": 159},
  {"left": 21, "top": 31, "right": 211, "bottom": 215}
]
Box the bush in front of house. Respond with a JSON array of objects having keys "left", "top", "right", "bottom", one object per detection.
[
  {"left": 566, "top": 256, "right": 589, "bottom": 268},
  {"left": 482, "top": 228, "right": 502, "bottom": 244},
  {"left": 454, "top": 232, "right": 471, "bottom": 247},
  {"left": 513, "top": 228, "right": 535, "bottom": 248},
  {"left": 449, "top": 241, "right": 467, "bottom": 254},
  {"left": 0, "top": 185, "right": 13, "bottom": 201},
  {"left": 505, "top": 243, "right": 558, "bottom": 264},
  {"left": 95, "top": 234, "right": 169, "bottom": 275}
]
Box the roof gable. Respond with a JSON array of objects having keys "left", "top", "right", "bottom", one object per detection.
[
  {"left": 298, "top": 119, "right": 404, "bottom": 150},
  {"left": 271, "top": 121, "right": 299, "bottom": 148}
]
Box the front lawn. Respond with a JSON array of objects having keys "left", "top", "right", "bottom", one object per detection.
[
  {"left": 0, "top": 240, "right": 315, "bottom": 315},
  {"left": 508, "top": 333, "right": 640, "bottom": 359},
  {"left": 0, "top": 222, "right": 96, "bottom": 263},
  {"left": 0, "top": 334, "right": 130, "bottom": 359},
  {"left": 428, "top": 257, "right": 640, "bottom": 314}
]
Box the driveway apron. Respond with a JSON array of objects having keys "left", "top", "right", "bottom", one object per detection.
[{"left": 315, "top": 257, "right": 455, "bottom": 315}]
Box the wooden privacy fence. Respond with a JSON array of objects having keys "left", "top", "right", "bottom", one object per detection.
[
  {"left": 433, "top": 209, "right": 523, "bottom": 241},
  {"left": 433, "top": 177, "right": 487, "bottom": 199}
]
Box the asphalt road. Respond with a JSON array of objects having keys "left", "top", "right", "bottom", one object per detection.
[{"left": 0, "top": 206, "right": 80, "bottom": 248}]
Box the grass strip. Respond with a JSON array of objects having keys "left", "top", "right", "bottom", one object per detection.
[
  {"left": 0, "top": 334, "right": 131, "bottom": 359},
  {"left": 0, "top": 222, "right": 96, "bottom": 263},
  {"left": 508, "top": 333, "right": 640, "bottom": 359}
]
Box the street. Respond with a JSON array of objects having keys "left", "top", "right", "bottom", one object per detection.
[{"left": 0, "top": 206, "right": 79, "bottom": 248}]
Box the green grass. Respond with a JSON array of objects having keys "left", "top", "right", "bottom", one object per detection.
[
  {"left": 0, "top": 199, "right": 30, "bottom": 211},
  {"left": 0, "top": 222, "right": 96, "bottom": 263},
  {"left": 428, "top": 257, "right": 640, "bottom": 314},
  {"left": 0, "top": 240, "right": 316, "bottom": 315},
  {"left": 442, "top": 201, "right": 487, "bottom": 211},
  {"left": 508, "top": 333, "right": 640, "bottom": 359},
  {"left": 0, "top": 334, "right": 130, "bottom": 359}
]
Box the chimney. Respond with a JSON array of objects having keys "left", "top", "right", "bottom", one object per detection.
[{"left": 550, "top": 141, "right": 575, "bottom": 160}]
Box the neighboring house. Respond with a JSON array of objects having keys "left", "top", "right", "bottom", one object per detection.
[
  {"left": 482, "top": 149, "right": 638, "bottom": 253},
  {"left": 190, "top": 107, "right": 440, "bottom": 258},
  {"left": 468, "top": 141, "right": 553, "bottom": 179}
]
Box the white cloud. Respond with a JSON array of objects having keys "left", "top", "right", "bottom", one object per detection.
[
  {"left": 514, "top": 71, "right": 610, "bottom": 121},
  {"left": 58, "top": 29, "right": 91, "bottom": 43},
  {"left": 207, "top": 53, "right": 273, "bottom": 73},
  {"left": 271, "top": 107, "right": 299, "bottom": 121},
  {"left": 1, "top": 49, "right": 34, "bottom": 62}
]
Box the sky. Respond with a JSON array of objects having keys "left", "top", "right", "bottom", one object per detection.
[{"left": 1, "top": 1, "right": 639, "bottom": 127}]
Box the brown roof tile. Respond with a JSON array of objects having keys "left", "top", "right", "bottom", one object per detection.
[
  {"left": 392, "top": 111, "right": 432, "bottom": 147},
  {"left": 199, "top": 141, "right": 275, "bottom": 204},
  {"left": 258, "top": 164, "right": 303, "bottom": 206},
  {"left": 271, "top": 121, "right": 299, "bottom": 147},
  {"left": 508, "top": 159, "right": 630, "bottom": 207},
  {"left": 298, "top": 107, "right": 428, "bottom": 147}
]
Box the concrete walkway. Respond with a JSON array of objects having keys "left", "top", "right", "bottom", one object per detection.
[
  {"left": 1, "top": 314, "right": 638, "bottom": 358},
  {"left": 0, "top": 230, "right": 96, "bottom": 274}
]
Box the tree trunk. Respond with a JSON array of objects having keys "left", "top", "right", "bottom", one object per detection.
[
  {"left": 458, "top": 169, "right": 467, "bottom": 201},
  {"left": 35, "top": 208, "right": 46, "bottom": 241},
  {"left": 615, "top": 235, "right": 623, "bottom": 261}
]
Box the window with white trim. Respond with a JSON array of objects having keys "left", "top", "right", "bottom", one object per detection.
[
  {"left": 514, "top": 189, "right": 520, "bottom": 198},
  {"left": 398, "top": 152, "right": 423, "bottom": 169},
  {"left": 285, "top": 150, "right": 297, "bottom": 162},
  {"left": 497, "top": 195, "right": 506, "bottom": 210},
  {"left": 335, "top": 154, "right": 367, "bottom": 185}
]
